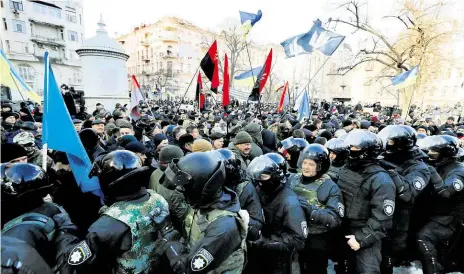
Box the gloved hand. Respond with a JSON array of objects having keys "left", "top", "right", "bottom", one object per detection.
[
  {"left": 428, "top": 166, "right": 444, "bottom": 188},
  {"left": 154, "top": 240, "right": 185, "bottom": 257},
  {"left": 298, "top": 197, "right": 314, "bottom": 219},
  {"left": 52, "top": 213, "right": 78, "bottom": 232}
]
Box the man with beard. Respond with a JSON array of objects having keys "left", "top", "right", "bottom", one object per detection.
[
  {"left": 377, "top": 125, "right": 431, "bottom": 273},
  {"left": 230, "top": 131, "right": 254, "bottom": 171}
]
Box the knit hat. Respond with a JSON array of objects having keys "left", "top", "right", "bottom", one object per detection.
[
  {"left": 178, "top": 134, "right": 194, "bottom": 147},
  {"left": 1, "top": 112, "right": 19, "bottom": 120},
  {"left": 159, "top": 145, "right": 184, "bottom": 164},
  {"left": 244, "top": 123, "right": 263, "bottom": 145},
  {"left": 192, "top": 139, "right": 213, "bottom": 152},
  {"left": 92, "top": 119, "right": 105, "bottom": 125},
  {"left": 1, "top": 143, "right": 27, "bottom": 163},
  {"left": 342, "top": 119, "right": 352, "bottom": 127},
  {"left": 234, "top": 131, "right": 253, "bottom": 145},
  {"left": 152, "top": 133, "right": 167, "bottom": 148},
  {"left": 117, "top": 135, "right": 137, "bottom": 147},
  {"left": 125, "top": 141, "right": 150, "bottom": 154},
  {"left": 54, "top": 151, "right": 69, "bottom": 165}
]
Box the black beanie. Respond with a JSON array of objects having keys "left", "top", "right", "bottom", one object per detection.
[{"left": 1, "top": 143, "right": 27, "bottom": 163}]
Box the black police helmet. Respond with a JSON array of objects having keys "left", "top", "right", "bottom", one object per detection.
[
  {"left": 164, "top": 152, "right": 226, "bottom": 207},
  {"left": 297, "top": 144, "right": 330, "bottom": 176},
  {"left": 344, "top": 129, "right": 383, "bottom": 160},
  {"left": 89, "top": 150, "right": 147, "bottom": 196},
  {"left": 1, "top": 163, "right": 52, "bottom": 201},
  {"left": 266, "top": 153, "right": 288, "bottom": 176},
  {"left": 378, "top": 125, "right": 416, "bottom": 154},
  {"left": 418, "top": 135, "right": 459, "bottom": 164}
]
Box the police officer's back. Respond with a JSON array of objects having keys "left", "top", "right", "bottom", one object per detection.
[
  {"left": 55, "top": 150, "right": 169, "bottom": 273},
  {"left": 1, "top": 163, "right": 62, "bottom": 268},
  {"left": 156, "top": 152, "right": 247, "bottom": 273}
]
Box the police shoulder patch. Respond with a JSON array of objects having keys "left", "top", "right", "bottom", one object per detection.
[
  {"left": 453, "top": 178, "right": 463, "bottom": 192},
  {"left": 337, "top": 202, "right": 345, "bottom": 218},
  {"left": 191, "top": 248, "right": 214, "bottom": 271},
  {"left": 413, "top": 177, "right": 425, "bottom": 190},
  {"left": 68, "top": 241, "right": 92, "bottom": 265},
  {"left": 383, "top": 199, "right": 395, "bottom": 217},
  {"left": 301, "top": 221, "right": 308, "bottom": 238}
]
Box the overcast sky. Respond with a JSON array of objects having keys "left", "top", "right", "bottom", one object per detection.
[{"left": 82, "top": 0, "right": 463, "bottom": 50}]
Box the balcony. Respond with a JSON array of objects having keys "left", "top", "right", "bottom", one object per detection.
[
  {"left": 34, "top": 54, "right": 64, "bottom": 64},
  {"left": 141, "top": 55, "right": 151, "bottom": 62},
  {"left": 29, "top": 18, "right": 64, "bottom": 29},
  {"left": 161, "top": 52, "right": 178, "bottom": 59},
  {"left": 30, "top": 34, "right": 65, "bottom": 47},
  {"left": 140, "top": 40, "right": 150, "bottom": 47},
  {"left": 160, "top": 34, "right": 178, "bottom": 43}
]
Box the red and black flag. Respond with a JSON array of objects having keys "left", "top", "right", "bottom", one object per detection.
[
  {"left": 248, "top": 49, "right": 272, "bottom": 101},
  {"left": 200, "top": 40, "right": 219, "bottom": 93},
  {"left": 222, "top": 53, "right": 230, "bottom": 107},
  {"left": 196, "top": 72, "right": 205, "bottom": 110}
]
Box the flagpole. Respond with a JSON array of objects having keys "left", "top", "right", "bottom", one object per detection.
[
  {"left": 295, "top": 55, "right": 332, "bottom": 102},
  {"left": 10, "top": 72, "right": 36, "bottom": 123},
  {"left": 42, "top": 52, "right": 49, "bottom": 171},
  {"left": 177, "top": 65, "right": 200, "bottom": 113}
]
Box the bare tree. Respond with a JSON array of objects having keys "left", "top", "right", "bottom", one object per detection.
[{"left": 329, "top": 0, "right": 458, "bottom": 114}]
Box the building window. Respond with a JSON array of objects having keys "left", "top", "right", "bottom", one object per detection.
[
  {"left": 32, "top": 3, "right": 61, "bottom": 18},
  {"left": 79, "top": 14, "right": 82, "bottom": 25},
  {"left": 167, "top": 61, "right": 173, "bottom": 77},
  {"left": 68, "top": 30, "right": 78, "bottom": 42},
  {"left": 18, "top": 64, "right": 35, "bottom": 82},
  {"left": 3, "top": 18, "right": 7, "bottom": 30},
  {"left": 66, "top": 12, "right": 77, "bottom": 23},
  {"left": 73, "top": 70, "right": 82, "bottom": 84},
  {"left": 5, "top": 40, "right": 10, "bottom": 52},
  {"left": 60, "top": 29, "right": 64, "bottom": 39},
  {"left": 9, "top": 0, "right": 23, "bottom": 11},
  {"left": 12, "top": 19, "right": 25, "bottom": 33},
  {"left": 23, "top": 43, "right": 29, "bottom": 53},
  {"left": 81, "top": 33, "right": 83, "bottom": 42}
]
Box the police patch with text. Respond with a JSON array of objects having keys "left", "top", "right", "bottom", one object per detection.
[
  {"left": 68, "top": 241, "right": 92, "bottom": 265},
  {"left": 383, "top": 199, "right": 395, "bottom": 217}
]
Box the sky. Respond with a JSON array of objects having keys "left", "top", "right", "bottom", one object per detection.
[{"left": 82, "top": 0, "right": 464, "bottom": 52}]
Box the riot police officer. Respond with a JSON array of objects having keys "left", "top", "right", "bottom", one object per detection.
[
  {"left": 1, "top": 163, "right": 65, "bottom": 268},
  {"left": 325, "top": 138, "right": 349, "bottom": 182},
  {"left": 377, "top": 125, "right": 432, "bottom": 273},
  {"left": 287, "top": 144, "right": 344, "bottom": 274},
  {"left": 157, "top": 152, "right": 247, "bottom": 273},
  {"left": 280, "top": 137, "right": 309, "bottom": 173},
  {"left": 417, "top": 135, "right": 464, "bottom": 274},
  {"left": 55, "top": 150, "right": 170, "bottom": 273},
  {"left": 336, "top": 130, "right": 396, "bottom": 274},
  {"left": 246, "top": 154, "right": 306, "bottom": 274},
  {"left": 212, "top": 148, "right": 264, "bottom": 240}
]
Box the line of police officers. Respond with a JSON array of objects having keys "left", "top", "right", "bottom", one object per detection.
[{"left": 1, "top": 126, "right": 463, "bottom": 274}]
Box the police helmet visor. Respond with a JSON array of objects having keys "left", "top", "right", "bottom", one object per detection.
[{"left": 164, "top": 159, "right": 193, "bottom": 188}]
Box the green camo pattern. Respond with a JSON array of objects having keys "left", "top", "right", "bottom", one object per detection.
[
  {"left": 103, "top": 190, "right": 168, "bottom": 274},
  {"left": 290, "top": 174, "right": 331, "bottom": 209},
  {"left": 184, "top": 208, "right": 246, "bottom": 274}
]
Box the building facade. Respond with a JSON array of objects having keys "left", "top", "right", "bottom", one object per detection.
[{"left": 1, "top": 0, "right": 84, "bottom": 97}]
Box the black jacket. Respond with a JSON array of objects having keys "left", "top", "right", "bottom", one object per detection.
[
  {"left": 256, "top": 185, "right": 306, "bottom": 253},
  {"left": 234, "top": 181, "right": 264, "bottom": 240}
]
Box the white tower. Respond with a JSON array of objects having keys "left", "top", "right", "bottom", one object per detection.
[{"left": 76, "top": 14, "right": 129, "bottom": 112}]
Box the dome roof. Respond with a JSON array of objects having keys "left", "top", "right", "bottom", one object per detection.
[{"left": 79, "top": 15, "right": 125, "bottom": 54}]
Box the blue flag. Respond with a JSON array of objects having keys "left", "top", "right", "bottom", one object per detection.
[
  {"left": 298, "top": 90, "right": 311, "bottom": 121},
  {"left": 42, "top": 52, "right": 103, "bottom": 202},
  {"left": 234, "top": 66, "right": 263, "bottom": 80},
  {"left": 281, "top": 19, "right": 345, "bottom": 58}
]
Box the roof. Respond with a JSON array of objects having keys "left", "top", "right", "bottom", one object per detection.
[{"left": 79, "top": 15, "right": 125, "bottom": 54}]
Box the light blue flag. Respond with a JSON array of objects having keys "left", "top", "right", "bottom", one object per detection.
[
  {"left": 234, "top": 66, "right": 263, "bottom": 80},
  {"left": 239, "top": 10, "right": 263, "bottom": 26},
  {"left": 281, "top": 19, "right": 345, "bottom": 58},
  {"left": 42, "top": 52, "right": 103, "bottom": 202},
  {"left": 391, "top": 65, "right": 419, "bottom": 89},
  {"left": 298, "top": 90, "right": 311, "bottom": 121}
]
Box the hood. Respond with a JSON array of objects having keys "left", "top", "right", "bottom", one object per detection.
[
  {"left": 200, "top": 187, "right": 240, "bottom": 213},
  {"left": 261, "top": 128, "right": 278, "bottom": 151}
]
